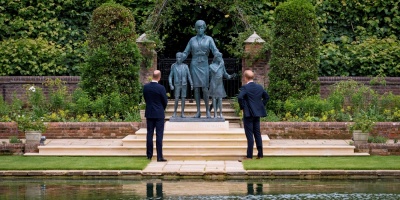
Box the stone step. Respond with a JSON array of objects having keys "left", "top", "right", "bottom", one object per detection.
[
  {"left": 134, "top": 128, "right": 247, "bottom": 139},
  {"left": 122, "top": 135, "right": 270, "bottom": 146},
  {"left": 165, "top": 116, "right": 241, "bottom": 123},
  {"left": 35, "top": 145, "right": 366, "bottom": 159}
]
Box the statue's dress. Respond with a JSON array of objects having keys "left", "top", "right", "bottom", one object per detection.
[
  {"left": 209, "top": 63, "right": 230, "bottom": 98},
  {"left": 183, "top": 35, "right": 220, "bottom": 88}
]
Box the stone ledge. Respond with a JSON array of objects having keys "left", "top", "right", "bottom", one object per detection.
[
  {"left": 1, "top": 170, "right": 400, "bottom": 179},
  {"left": 247, "top": 170, "right": 270, "bottom": 176}
]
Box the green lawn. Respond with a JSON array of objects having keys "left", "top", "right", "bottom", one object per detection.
[
  {"left": 2, "top": 156, "right": 399, "bottom": 171},
  {"left": 0, "top": 156, "right": 150, "bottom": 170},
  {"left": 243, "top": 156, "right": 400, "bottom": 170}
]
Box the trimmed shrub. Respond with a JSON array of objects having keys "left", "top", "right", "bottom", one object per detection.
[
  {"left": 80, "top": 2, "right": 142, "bottom": 119},
  {"left": 320, "top": 36, "right": 400, "bottom": 76},
  {"left": 0, "top": 38, "right": 65, "bottom": 75},
  {"left": 268, "top": 0, "right": 320, "bottom": 112}
]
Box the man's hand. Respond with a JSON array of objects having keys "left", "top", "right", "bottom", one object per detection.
[{"left": 170, "top": 85, "right": 174, "bottom": 90}]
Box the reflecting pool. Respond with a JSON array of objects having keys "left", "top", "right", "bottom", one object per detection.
[{"left": 1, "top": 178, "right": 400, "bottom": 199}]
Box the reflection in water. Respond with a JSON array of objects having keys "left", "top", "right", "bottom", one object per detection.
[
  {"left": 146, "top": 182, "right": 163, "bottom": 199},
  {"left": 1, "top": 178, "right": 400, "bottom": 199},
  {"left": 247, "top": 182, "right": 263, "bottom": 195}
]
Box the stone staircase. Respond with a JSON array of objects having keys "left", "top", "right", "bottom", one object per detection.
[
  {"left": 33, "top": 99, "right": 369, "bottom": 159},
  {"left": 123, "top": 121, "right": 270, "bottom": 160},
  {"left": 163, "top": 99, "right": 241, "bottom": 125}
]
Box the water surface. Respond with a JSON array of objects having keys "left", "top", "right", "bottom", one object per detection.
[{"left": 1, "top": 178, "right": 400, "bottom": 199}]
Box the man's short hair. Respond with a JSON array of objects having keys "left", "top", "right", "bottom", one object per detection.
[
  {"left": 153, "top": 70, "right": 161, "bottom": 80},
  {"left": 244, "top": 70, "right": 254, "bottom": 80}
]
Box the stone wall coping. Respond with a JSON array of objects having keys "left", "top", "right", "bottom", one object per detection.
[
  {"left": 319, "top": 76, "right": 400, "bottom": 85},
  {"left": 1, "top": 170, "right": 400, "bottom": 179},
  {"left": 0, "top": 76, "right": 80, "bottom": 84}
]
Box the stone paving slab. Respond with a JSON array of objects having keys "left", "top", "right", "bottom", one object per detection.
[{"left": 269, "top": 139, "right": 352, "bottom": 146}]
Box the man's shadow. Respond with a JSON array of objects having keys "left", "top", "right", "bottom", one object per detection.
[
  {"left": 146, "top": 182, "right": 163, "bottom": 199},
  {"left": 247, "top": 182, "right": 263, "bottom": 195}
]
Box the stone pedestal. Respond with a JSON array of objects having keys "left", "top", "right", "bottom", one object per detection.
[
  {"left": 25, "top": 131, "right": 41, "bottom": 144},
  {"left": 165, "top": 121, "right": 229, "bottom": 131},
  {"left": 353, "top": 130, "right": 369, "bottom": 145}
]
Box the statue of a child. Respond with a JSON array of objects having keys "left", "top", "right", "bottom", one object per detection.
[
  {"left": 209, "top": 53, "right": 236, "bottom": 118},
  {"left": 168, "top": 52, "right": 193, "bottom": 118}
]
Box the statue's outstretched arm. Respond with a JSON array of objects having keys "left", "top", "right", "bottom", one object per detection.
[{"left": 182, "top": 40, "right": 191, "bottom": 61}]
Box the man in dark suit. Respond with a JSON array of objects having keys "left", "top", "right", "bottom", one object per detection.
[
  {"left": 143, "top": 70, "right": 168, "bottom": 162},
  {"left": 237, "top": 70, "right": 269, "bottom": 161}
]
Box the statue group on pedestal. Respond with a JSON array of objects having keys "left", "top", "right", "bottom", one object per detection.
[{"left": 168, "top": 20, "right": 236, "bottom": 119}]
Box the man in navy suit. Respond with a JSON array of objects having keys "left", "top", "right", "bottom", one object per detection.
[
  {"left": 143, "top": 70, "right": 168, "bottom": 162},
  {"left": 237, "top": 70, "right": 269, "bottom": 161}
]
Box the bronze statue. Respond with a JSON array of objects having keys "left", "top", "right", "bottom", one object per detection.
[
  {"left": 182, "top": 20, "right": 223, "bottom": 118},
  {"left": 168, "top": 52, "right": 193, "bottom": 118},
  {"left": 209, "top": 52, "right": 236, "bottom": 118}
]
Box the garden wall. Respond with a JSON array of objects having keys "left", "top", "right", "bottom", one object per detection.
[
  {"left": 356, "top": 143, "right": 400, "bottom": 156},
  {"left": 0, "top": 122, "right": 140, "bottom": 139},
  {"left": 2, "top": 76, "right": 400, "bottom": 103},
  {"left": 263, "top": 122, "right": 400, "bottom": 139},
  {"left": 0, "top": 76, "right": 80, "bottom": 103},
  {"left": 1, "top": 122, "right": 399, "bottom": 140},
  {"left": 319, "top": 77, "right": 400, "bottom": 98}
]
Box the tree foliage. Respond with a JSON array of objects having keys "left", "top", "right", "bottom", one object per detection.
[
  {"left": 0, "top": 38, "right": 64, "bottom": 75},
  {"left": 0, "top": 0, "right": 152, "bottom": 76},
  {"left": 268, "top": 0, "right": 320, "bottom": 111},
  {"left": 142, "top": 0, "right": 250, "bottom": 57},
  {"left": 80, "top": 2, "right": 142, "bottom": 118},
  {"left": 320, "top": 36, "right": 400, "bottom": 76},
  {"left": 315, "top": 0, "right": 400, "bottom": 76},
  {"left": 0, "top": 0, "right": 399, "bottom": 77}
]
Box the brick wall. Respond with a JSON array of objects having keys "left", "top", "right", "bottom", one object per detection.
[
  {"left": 356, "top": 143, "right": 400, "bottom": 155},
  {"left": 0, "top": 143, "right": 24, "bottom": 155},
  {"left": 0, "top": 76, "right": 80, "bottom": 103},
  {"left": 138, "top": 43, "right": 157, "bottom": 84},
  {"left": 0, "top": 122, "right": 140, "bottom": 139},
  {"left": 1, "top": 122, "right": 399, "bottom": 140},
  {"left": 242, "top": 43, "right": 271, "bottom": 87},
  {"left": 241, "top": 39, "right": 400, "bottom": 97},
  {"left": 319, "top": 77, "right": 400, "bottom": 98},
  {"left": 262, "top": 122, "right": 400, "bottom": 139}
]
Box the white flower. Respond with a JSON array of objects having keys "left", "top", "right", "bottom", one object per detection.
[{"left": 29, "top": 86, "right": 36, "bottom": 92}]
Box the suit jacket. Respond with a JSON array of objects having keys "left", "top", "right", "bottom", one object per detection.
[
  {"left": 168, "top": 63, "right": 193, "bottom": 87},
  {"left": 237, "top": 82, "right": 269, "bottom": 117},
  {"left": 143, "top": 82, "right": 168, "bottom": 119}
]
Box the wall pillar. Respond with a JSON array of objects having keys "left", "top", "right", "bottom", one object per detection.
[
  {"left": 137, "top": 33, "right": 157, "bottom": 85},
  {"left": 242, "top": 32, "right": 270, "bottom": 88}
]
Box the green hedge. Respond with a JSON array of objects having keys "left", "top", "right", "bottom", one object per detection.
[
  {"left": 0, "top": 38, "right": 65, "bottom": 75},
  {"left": 320, "top": 36, "right": 400, "bottom": 76},
  {"left": 1, "top": 0, "right": 399, "bottom": 77},
  {"left": 80, "top": 2, "right": 142, "bottom": 117},
  {"left": 268, "top": 0, "right": 320, "bottom": 112},
  {"left": 0, "top": 0, "right": 150, "bottom": 76}
]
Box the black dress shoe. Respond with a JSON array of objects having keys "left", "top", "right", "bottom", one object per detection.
[
  {"left": 238, "top": 157, "right": 252, "bottom": 162},
  {"left": 157, "top": 158, "right": 167, "bottom": 162},
  {"left": 147, "top": 157, "right": 152, "bottom": 160},
  {"left": 256, "top": 156, "right": 263, "bottom": 159}
]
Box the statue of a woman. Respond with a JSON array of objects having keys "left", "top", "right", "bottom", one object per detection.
[{"left": 182, "top": 20, "right": 223, "bottom": 118}]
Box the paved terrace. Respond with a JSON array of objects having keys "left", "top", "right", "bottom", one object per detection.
[{"left": 2, "top": 138, "right": 400, "bottom": 179}]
